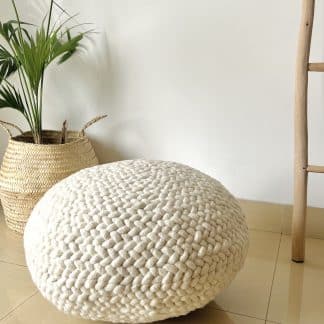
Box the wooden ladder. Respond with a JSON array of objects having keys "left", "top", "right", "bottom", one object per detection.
[{"left": 292, "top": 0, "right": 324, "bottom": 262}]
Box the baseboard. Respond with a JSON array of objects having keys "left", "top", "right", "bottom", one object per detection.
[{"left": 239, "top": 199, "right": 324, "bottom": 239}]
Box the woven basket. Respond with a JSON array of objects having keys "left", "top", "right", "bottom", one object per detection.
[{"left": 0, "top": 116, "right": 106, "bottom": 234}]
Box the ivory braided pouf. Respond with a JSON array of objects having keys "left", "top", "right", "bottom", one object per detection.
[{"left": 24, "top": 160, "right": 249, "bottom": 323}]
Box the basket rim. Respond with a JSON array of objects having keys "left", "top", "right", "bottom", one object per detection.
[{"left": 8, "top": 130, "right": 87, "bottom": 147}]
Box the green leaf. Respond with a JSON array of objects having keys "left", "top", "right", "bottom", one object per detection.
[
  {"left": 0, "top": 83, "right": 26, "bottom": 114},
  {"left": 0, "top": 45, "right": 18, "bottom": 83},
  {"left": 55, "top": 32, "right": 83, "bottom": 64},
  {"left": 0, "top": 0, "right": 89, "bottom": 143},
  {"left": 0, "top": 21, "right": 17, "bottom": 43}
]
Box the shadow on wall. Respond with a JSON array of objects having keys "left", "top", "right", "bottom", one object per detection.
[
  {"left": 91, "top": 137, "right": 127, "bottom": 164},
  {"left": 90, "top": 117, "right": 158, "bottom": 164},
  {"left": 44, "top": 30, "right": 156, "bottom": 164},
  {"left": 45, "top": 31, "right": 114, "bottom": 123}
]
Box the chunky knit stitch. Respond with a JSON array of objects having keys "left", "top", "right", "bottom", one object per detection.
[{"left": 24, "top": 160, "right": 249, "bottom": 323}]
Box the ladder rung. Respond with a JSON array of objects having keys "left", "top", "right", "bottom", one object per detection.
[
  {"left": 306, "top": 165, "right": 324, "bottom": 173},
  {"left": 308, "top": 63, "right": 324, "bottom": 72}
]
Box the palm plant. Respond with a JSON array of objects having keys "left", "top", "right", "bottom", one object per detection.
[{"left": 0, "top": 0, "right": 88, "bottom": 143}]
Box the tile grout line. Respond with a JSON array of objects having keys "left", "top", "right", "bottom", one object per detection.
[
  {"left": 0, "top": 260, "right": 27, "bottom": 268},
  {"left": 248, "top": 228, "right": 283, "bottom": 235},
  {"left": 264, "top": 232, "right": 283, "bottom": 323},
  {"left": 248, "top": 225, "right": 324, "bottom": 242},
  {"left": 0, "top": 291, "right": 38, "bottom": 322},
  {"left": 212, "top": 305, "right": 267, "bottom": 322},
  {"left": 214, "top": 230, "right": 283, "bottom": 323}
]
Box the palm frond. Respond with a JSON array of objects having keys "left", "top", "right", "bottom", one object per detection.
[
  {"left": 0, "top": 83, "right": 26, "bottom": 114},
  {"left": 0, "top": 45, "right": 18, "bottom": 82},
  {"left": 54, "top": 30, "right": 83, "bottom": 63},
  {"left": 0, "top": 20, "right": 34, "bottom": 43},
  {"left": 0, "top": 21, "right": 19, "bottom": 43},
  {"left": 0, "top": 0, "right": 90, "bottom": 143}
]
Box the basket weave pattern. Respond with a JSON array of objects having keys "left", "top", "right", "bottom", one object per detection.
[{"left": 0, "top": 130, "right": 98, "bottom": 234}]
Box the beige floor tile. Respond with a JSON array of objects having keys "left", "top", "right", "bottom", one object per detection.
[
  {"left": 239, "top": 199, "right": 283, "bottom": 233},
  {"left": 267, "top": 235, "right": 324, "bottom": 324},
  {"left": 2, "top": 294, "right": 265, "bottom": 324},
  {"left": 214, "top": 230, "right": 281, "bottom": 320},
  {"left": 282, "top": 205, "right": 324, "bottom": 240},
  {"left": 0, "top": 213, "right": 26, "bottom": 266},
  {"left": 2, "top": 293, "right": 103, "bottom": 324},
  {"left": 159, "top": 304, "right": 265, "bottom": 324},
  {"left": 0, "top": 262, "right": 37, "bottom": 320}
]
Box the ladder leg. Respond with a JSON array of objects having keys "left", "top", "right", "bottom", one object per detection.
[
  {"left": 292, "top": 0, "right": 315, "bottom": 263},
  {"left": 292, "top": 170, "right": 308, "bottom": 262}
]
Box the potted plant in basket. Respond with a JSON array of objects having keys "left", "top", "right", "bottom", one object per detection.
[{"left": 0, "top": 0, "right": 106, "bottom": 234}]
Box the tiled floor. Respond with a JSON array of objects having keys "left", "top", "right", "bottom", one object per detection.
[{"left": 1, "top": 215, "right": 324, "bottom": 324}]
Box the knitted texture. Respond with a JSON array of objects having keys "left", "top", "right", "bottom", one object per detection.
[{"left": 24, "top": 160, "right": 249, "bottom": 323}]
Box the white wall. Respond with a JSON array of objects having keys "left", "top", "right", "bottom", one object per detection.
[{"left": 1, "top": 0, "right": 324, "bottom": 207}]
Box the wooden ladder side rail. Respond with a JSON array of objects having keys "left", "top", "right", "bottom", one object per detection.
[{"left": 292, "top": 0, "right": 316, "bottom": 263}]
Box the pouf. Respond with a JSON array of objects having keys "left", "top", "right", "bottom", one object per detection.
[{"left": 24, "top": 160, "right": 249, "bottom": 323}]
